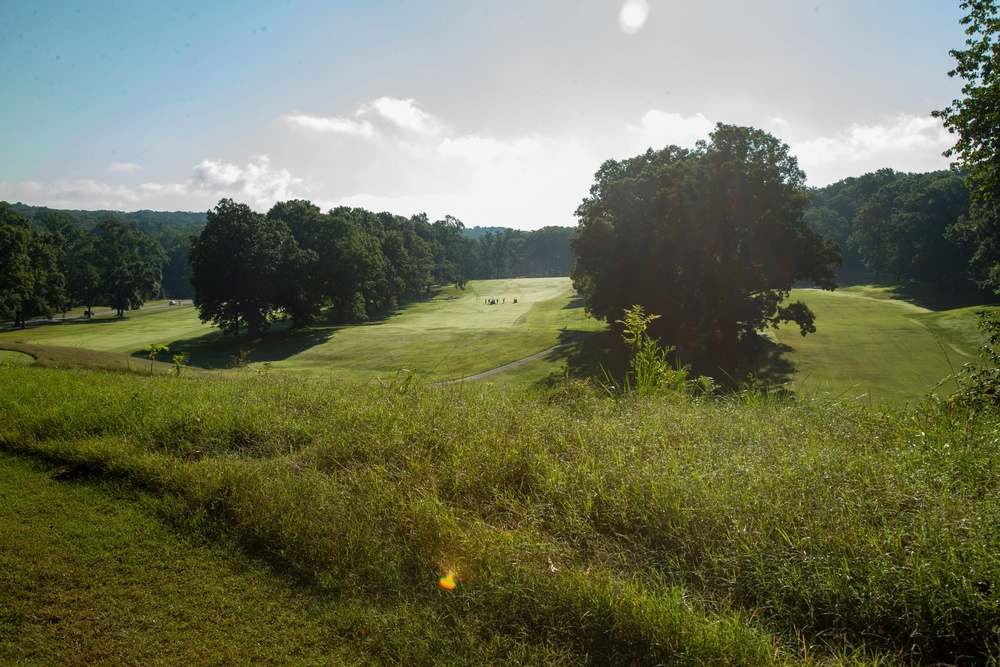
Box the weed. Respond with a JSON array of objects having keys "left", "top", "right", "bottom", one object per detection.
[
  {"left": 170, "top": 352, "right": 189, "bottom": 376},
  {"left": 5, "top": 347, "right": 1000, "bottom": 663},
  {"left": 610, "top": 305, "right": 713, "bottom": 398},
  {"left": 143, "top": 343, "right": 169, "bottom": 375},
  {"left": 377, "top": 368, "right": 422, "bottom": 395},
  {"left": 228, "top": 347, "right": 253, "bottom": 370}
]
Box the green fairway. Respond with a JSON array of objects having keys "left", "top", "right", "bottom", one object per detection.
[
  {"left": 270, "top": 278, "right": 604, "bottom": 380},
  {"left": 766, "top": 287, "right": 990, "bottom": 403},
  {"left": 0, "top": 279, "right": 605, "bottom": 383},
  {"left": 0, "top": 302, "right": 213, "bottom": 356},
  {"left": 2, "top": 280, "right": 992, "bottom": 400}
]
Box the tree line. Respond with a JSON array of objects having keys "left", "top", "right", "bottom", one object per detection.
[
  {"left": 0, "top": 199, "right": 577, "bottom": 331},
  {"left": 9, "top": 202, "right": 198, "bottom": 302},
  {"left": 189, "top": 199, "right": 576, "bottom": 337},
  {"left": 0, "top": 202, "right": 167, "bottom": 326},
  {"left": 803, "top": 169, "right": 984, "bottom": 288}
]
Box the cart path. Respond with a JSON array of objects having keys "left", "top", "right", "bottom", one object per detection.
[{"left": 435, "top": 332, "right": 600, "bottom": 385}]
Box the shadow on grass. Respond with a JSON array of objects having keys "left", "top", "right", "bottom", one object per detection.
[
  {"left": 745, "top": 335, "right": 797, "bottom": 389},
  {"left": 153, "top": 323, "right": 340, "bottom": 370},
  {"left": 157, "top": 304, "right": 413, "bottom": 370},
  {"left": 539, "top": 328, "right": 801, "bottom": 395},
  {"left": 538, "top": 330, "right": 629, "bottom": 386},
  {"left": 865, "top": 283, "right": 993, "bottom": 312}
]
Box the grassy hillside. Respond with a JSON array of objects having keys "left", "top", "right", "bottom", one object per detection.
[
  {"left": 0, "top": 452, "right": 362, "bottom": 665},
  {"left": 1, "top": 365, "right": 998, "bottom": 665}
]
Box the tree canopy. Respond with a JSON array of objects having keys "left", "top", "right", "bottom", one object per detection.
[
  {"left": 189, "top": 199, "right": 302, "bottom": 338},
  {"left": 0, "top": 203, "right": 65, "bottom": 327},
  {"left": 934, "top": 0, "right": 1000, "bottom": 199},
  {"left": 570, "top": 124, "right": 842, "bottom": 377},
  {"left": 93, "top": 219, "right": 167, "bottom": 317},
  {"left": 932, "top": 0, "right": 1000, "bottom": 292}
]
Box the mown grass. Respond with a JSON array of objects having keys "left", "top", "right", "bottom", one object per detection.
[
  {"left": 0, "top": 452, "right": 368, "bottom": 666},
  {"left": 3, "top": 363, "right": 999, "bottom": 665},
  {"left": 0, "top": 279, "right": 605, "bottom": 383},
  {"left": 766, "top": 288, "right": 989, "bottom": 403},
  {"left": 2, "top": 281, "right": 993, "bottom": 401}
]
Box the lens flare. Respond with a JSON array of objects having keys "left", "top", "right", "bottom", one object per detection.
[{"left": 438, "top": 572, "right": 457, "bottom": 590}]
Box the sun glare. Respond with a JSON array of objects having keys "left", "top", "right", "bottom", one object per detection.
[{"left": 618, "top": 0, "right": 650, "bottom": 34}]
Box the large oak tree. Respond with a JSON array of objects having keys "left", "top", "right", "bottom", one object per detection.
[
  {"left": 190, "top": 199, "right": 305, "bottom": 338},
  {"left": 570, "top": 124, "right": 841, "bottom": 377}
]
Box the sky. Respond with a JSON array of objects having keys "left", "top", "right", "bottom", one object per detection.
[{"left": 0, "top": 0, "right": 970, "bottom": 230}]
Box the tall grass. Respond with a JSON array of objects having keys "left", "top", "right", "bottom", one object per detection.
[{"left": 3, "top": 364, "right": 999, "bottom": 664}]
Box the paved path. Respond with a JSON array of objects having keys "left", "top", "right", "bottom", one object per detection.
[{"left": 435, "top": 332, "right": 599, "bottom": 385}]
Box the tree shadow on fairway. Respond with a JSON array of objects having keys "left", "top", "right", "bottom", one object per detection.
[
  {"left": 153, "top": 325, "right": 339, "bottom": 370},
  {"left": 540, "top": 330, "right": 629, "bottom": 385},
  {"left": 874, "top": 283, "right": 994, "bottom": 311},
  {"left": 49, "top": 316, "right": 127, "bottom": 326},
  {"left": 561, "top": 294, "right": 587, "bottom": 310},
  {"left": 746, "top": 334, "right": 796, "bottom": 390}
]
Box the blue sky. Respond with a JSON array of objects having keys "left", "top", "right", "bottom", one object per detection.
[{"left": 0, "top": 0, "right": 969, "bottom": 229}]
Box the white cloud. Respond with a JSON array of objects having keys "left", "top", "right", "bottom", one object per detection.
[
  {"left": 187, "top": 155, "right": 308, "bottom": 206},
  {"left": 437, "top": 134, "right": 544, "bottom": 162},
  {"left": 790, "top": 114, "right": 954, "bottom": 186},
  {"left": 105, "top": 162, "right": 143, "bottom": 174},
  {"left": 283, "top": 112, "right": 374, "bottom": 137},
  {"left": 366, "top": 97, "right": 440, "bottom": 133},
  {"left": 322, "top": 130, "right": 597, "bottom": 228},
  {"left": 625, "top": 110, "right": 716, "bottom": 153},
  {"left": 2, "top": 99, "right": 959, "bottom": 229},
  {"left": 4, "top": 155, "right": 308, "bottom": 212},
  {"left": 281, "top": 97, "right": 442, "bottom": 142},
  {"left": 622, "top": 109, "right": 954, "bottom": 187},
  {"left": 12, "top": 179, "right": 143, "bottom": 207}
]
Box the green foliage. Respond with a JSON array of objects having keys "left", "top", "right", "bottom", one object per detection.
[
  {"left": 0, "top": 204, "right": 36, "bottom": 322},
  {"left": 571, "top": 124, "right": 841, "bottom": 378},
  {"left": 93, "top": 218, "right": 167, "bottom": 317},
  {"left": 830, "top": 170, "right": 972, "bottom": 285},
  {"left": 170, "top": 352, "right": 189, "bottom": 376},
  {"left": 189, "top": 199, "right": 299, "bottom": 337},
  {"left": 612, "top": 305, "right": 711, "bottom": 397},
  {"left": 928, "top": 2, "right": 1000, "bottom": 294},
  {"left": 227, "top": 347, "right": 253, "bottom": 370},
  {"left": 143, "top": 342, "right": 169, "bottom": 375},
  {"left": 0, "top": 203, "right": 66, "bottom": 327},
  {"left": 934, "top": 0, "right": 1000, "bottom": 199}
]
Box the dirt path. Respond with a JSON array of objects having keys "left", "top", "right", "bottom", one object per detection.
[{"left": 435, "top": 332, "right": 599, "bottom": 385}]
